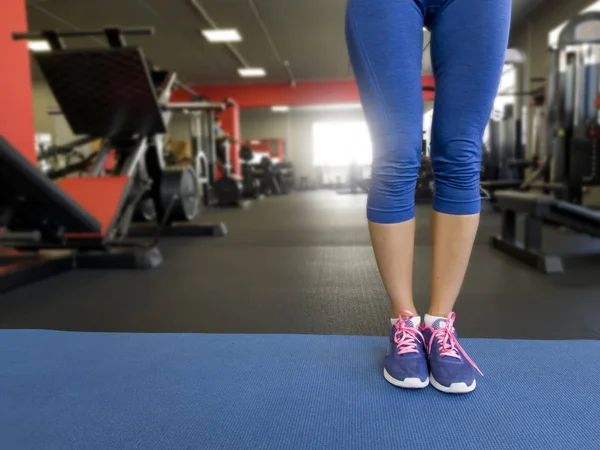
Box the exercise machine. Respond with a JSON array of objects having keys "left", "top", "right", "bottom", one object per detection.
[
  {"left": 29, "top": 27, "right": 226, "bottom": 237},
  {"left": 253, "top": 156, "right": 282, "bottom": 196},
  {"left": 214, "top": 138, "right": 245, "bottom": 206},
  {"left": 178, "top": 96, "right": 246, "bottom": 207},
  {"left": 239, "top": 145, "right": 262, "bottom": 199},
  {"left": 491, "top": 12, "right": 600, "bottom": 273},
  {"left": 0, "top": 27, "right": 225, "bottom": 292},
  {"left": 275, "top": 162, "right": 295, "bottom": 194},
  {"left": 481, "top": 49, "right": 546, "bottom": 198},
  {"left": 415, "top": 154, "right": 435, "bottom": 203}
]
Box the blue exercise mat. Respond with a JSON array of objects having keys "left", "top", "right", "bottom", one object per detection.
[{"left": 0, "top": 331, "right": 598, "bottom": 450}]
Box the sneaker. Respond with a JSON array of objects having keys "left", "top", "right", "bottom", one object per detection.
[
  {"left": 383, "top": 311, "right": 429, "bottom": 389},
  {"left": 421, "top": 312, "right": 482, "bottom": 394}
]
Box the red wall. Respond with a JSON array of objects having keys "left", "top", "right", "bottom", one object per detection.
[
  {"left": 1, "top": 0, "right": 35, "bottom": 162},
  {"left": 219, "top": 102, "right": 241, "bottom": 175},
  {"left": 172, "top": 78, "right": 435, "bottom": 108}
]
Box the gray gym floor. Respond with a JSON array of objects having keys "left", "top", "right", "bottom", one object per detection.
[{"left": 1, "top": 191, "right": 599, "bottom": 340}]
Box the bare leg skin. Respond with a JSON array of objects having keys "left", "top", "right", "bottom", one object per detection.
[
  {"left": 369, "top": 220, "right": 417, "bottom": 318},
  {"left": 429, "top": 211, "right": 479, "bottom": 317}
]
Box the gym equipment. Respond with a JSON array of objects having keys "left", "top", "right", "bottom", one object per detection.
[
  {"left": 480, "top": 49, "right": 546, "bottom": 198},
  {"left": 36, "top": 136, "right": 99, "bottom": 179},
  {"left": 0, "top": 27, "right": 225, "bottom": 292},
  {"left": 181, "top": 101, "right": 246, "bottom": 207},
  {"left": 214, "top": 139, "right": 245, "bottom": 206},
  {"left": 345, "top": 162, "right": 370, "bottom": 194},
  {"left": 239, "top": 145, "right": 262, "bottom": 199},
  {"left": 131, "top": 75, "right": 230, "bottom": 226},
  {"left": 27, "top": 27, "right": 226, "bottom": 238},
  {"left": 253, "top": 156, "right": 282, "bottom": 196},
  {"left": 415, "top": 156, "right": 434, "bottom": 203},
  {"left": 158, "top": 167, "right": 199, "bottom": 222},
  {"left": 275, "top": 162, "right": 295, "bottom": 194},
  {"left": 0, "top": 130, "right": 162, "bottom": 294},
  {"left": 491, "top": 12, "right": 600, "bottom": 272},
  {"left": 242, "top": 138, "right": 294, "bottom": 196}
]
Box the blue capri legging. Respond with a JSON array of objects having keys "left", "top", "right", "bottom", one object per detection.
[{"left": 346, "top": 0, "right": 511, "bottom": 223}]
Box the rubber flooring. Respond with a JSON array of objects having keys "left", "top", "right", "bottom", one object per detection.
[{"left": 1, "top": 191, "right": 600, "bottom": 339}]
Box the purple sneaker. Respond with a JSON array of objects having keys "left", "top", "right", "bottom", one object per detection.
[
  {"left": 421, "top": 312, "right": 482, "bottom": 394},
  {"left": 383, "top": 311, "right": 429, "bottom": 389}
]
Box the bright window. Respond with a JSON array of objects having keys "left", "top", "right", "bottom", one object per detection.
[{"left": 312, "top": 121, "right": 372, "bottom": 166}]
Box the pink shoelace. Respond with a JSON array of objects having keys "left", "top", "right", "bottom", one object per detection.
[
  {"left": 394, "top": 310, "right": 425, "bottom": 355},
  {"left": 427, "top": 312, "right": 483, "bottom": 376}
]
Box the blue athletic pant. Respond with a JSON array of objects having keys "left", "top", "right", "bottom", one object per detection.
[{"left": 346, "top": 0, "right": 511, "bottom": 223}]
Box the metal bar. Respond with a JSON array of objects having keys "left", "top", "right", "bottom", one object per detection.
[
  {"left": 104, "top": 28, "right": 126, "bottom": 48},
  {"left": 554, "top": 200, "right": 600, "bottom": 222},
  {"left": 0, "top": 231, "right": 41, "bottom": 242},
  {"left": 491, "top": 235, "right": 562, "bottom": 274},
  {"left": 38, "top": 136, "right": 97, "bottom": 159},
  {"left": 175, "top": 81, "right": 202, "bottom": 99},
  {"left": 248, "top": 0, "right": 296, "bottom": 86},
  {"left": 208, "top": 110, "right": 217, "bottom": 183},
  {"left": 42, "top": 31, "right": 65, "bottom": 51},
  {"left": 121, "top": 138, "right": 149, "bottom": 178},
  {"left": 157, "top": 72, "right": 178, "bottom": 104},
  {"left": 189, "top": 0, "right": 249, "bottom": 67},
  {"left": 524, "top": 215, "right": 543, "bottom": 251},
  {"left": 46, "top": 154, "right": 97, "bottom": 180},
  {"left": 559, "top": 12, "right": 600, "bottom": 47},
  {"left": 166, "top": 102, "right": 226, "bottom": 111},
  {"left": 501, "top": 210, "right": 517, "bottom": 242},
  {"left": 13, "top": 27, "right": 153, "bottom": 41},
  {"left": 89, "top": 141, "right": 112, "bottom": 176},
  {"left": 283, "top": 61, "right": 296, "bottom": 87}
]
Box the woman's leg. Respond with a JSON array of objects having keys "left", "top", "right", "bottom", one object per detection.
[
  {"left": 346, "top": 0, "right": 424, "bottom": 318},
  {"left": 428, "top": 0, "right": 511, "bottom": 317},
  {"left": 423, "top": 0, "right": 511, "bottom": 394}
]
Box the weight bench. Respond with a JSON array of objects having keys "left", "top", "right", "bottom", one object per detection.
[{"left": 491, "top": 190, "right": 600, "bottom": 273}]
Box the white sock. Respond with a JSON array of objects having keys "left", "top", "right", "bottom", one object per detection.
[
  {"left": 391, "top": 316, "right": 421, "bottom": 327},
  {"left": 424, "top": 314, "right": 447, "bottom": 328}
]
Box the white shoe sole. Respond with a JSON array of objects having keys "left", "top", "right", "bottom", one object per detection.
[
  {"left": 383, "top": 368, "right": 429, "bottom": 389},
  {"left": 430, "top": 374, "right": 476, "bottom": 394}
]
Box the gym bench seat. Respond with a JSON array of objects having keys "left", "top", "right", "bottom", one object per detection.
[{"left": 491, "top": 190, "right": 600, "bottom": 273}]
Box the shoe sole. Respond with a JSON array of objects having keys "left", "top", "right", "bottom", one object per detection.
[
  {"left": 430, "top": 374, "right": 476, "bottom": 394},
  {"left": 383, "top": 368, "right": 429, "bottom": 389}
]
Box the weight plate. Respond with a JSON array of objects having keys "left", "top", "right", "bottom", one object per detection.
[
  {"left": 160, "top": 166, "right": 200, "bottom": 223},
  {"left": 214, "top": 177, "right": 243, "bottom": 206},
  {"left": 179, "top": 166, "right": 199, "bottom": 220},
  {"left": 239, "top": 146, "right": 254, "bottom": 162}
]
